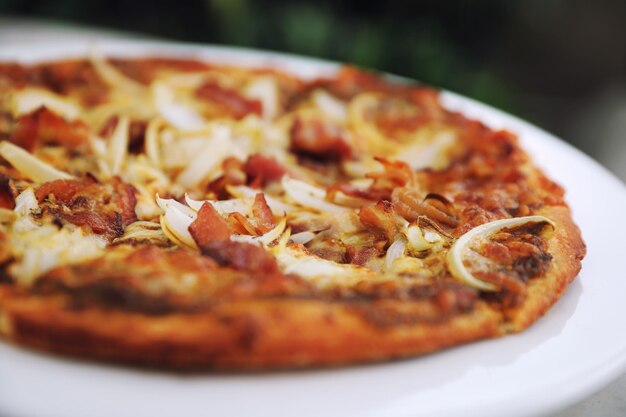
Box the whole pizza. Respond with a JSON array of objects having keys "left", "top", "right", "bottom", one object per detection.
[{"left": 0, "top": 53, "right": 585, "bottom": 369}]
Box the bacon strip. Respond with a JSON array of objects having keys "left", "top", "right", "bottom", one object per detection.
[
  {"left": 290, "top": 118, "right": 352, "bottom": 161},
  {"left": 196, "top": 82, "right": 262, "bottom": 120},
  {"left": 11, "top": 107, "right": 89, "bottom": 151},
  {"left": 36, "top": 176, "right": 137, "bottom": 240},
  {"left": 207, "top": 157, "right": 246, "bottom": 198},
  {"left": 62, "top": 211, "right": 122, "bottom": 239},
  {"left": 0, "top": 174, "right": 16, "bottom": 209},
  {"left": 243, "top": 154, "right": 288, "bottom": 186},
  {"left": 188, "top": 202, "right": 231, "bottom": 247},
  {"left": 35, "top": 178, "right": 95, "bottom": 203},
  {"left": 252, "top": 193, "right": 275, "bottom": 233},
  {"left": 227, "top": 212, "right": 258, "bottom": 236},
  {"left": 368, "top": 158, "right": 415, "bottom": 188},
  {"left": 359, "top": 200, "right": 400, "bottom": 242},
  {"left": 111, "top": 178, "right": 138, "bottom": 227},
  {"left": 393, "top": 188, "right": 459, "bottom": 227}
]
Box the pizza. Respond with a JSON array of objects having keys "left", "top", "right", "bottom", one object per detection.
[{"left": 0, "top": 52, "right": 585, "bottom": 369}]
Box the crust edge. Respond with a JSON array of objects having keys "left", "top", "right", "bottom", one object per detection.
[{"left": 501, "top": 205, "right": 586, "bottom": 332}]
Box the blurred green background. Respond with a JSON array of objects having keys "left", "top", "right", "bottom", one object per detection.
[{"left": 0, "top": 0, "right": 625, "bottom": 178}]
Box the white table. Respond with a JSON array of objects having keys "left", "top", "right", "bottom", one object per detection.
[{"left": 0, "top": 16, "right": 624, "bottom": 417}]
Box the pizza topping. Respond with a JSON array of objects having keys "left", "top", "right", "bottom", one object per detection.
[
  {"left": 160, "top": 193, "right": 285, "bottom": 250},
  {"left": 9, "top": 87, "right": 82, "bottom": 121},
  {"left": 34, "top": 177, "right": 94, "bottom": 203},
  {"left": 196, "top": 81, "right": 262, "bottom": 120},
  {"left": 244, "top": 76, "right": 280, "bottom": 120},
  {"left": 185, "top": 194, "right": 251, "bottom": 215},
  {"left": 312, "top": 90, "right": 347, "bottom": 121},
  {"left": 11, "top": 107, "right": 90, "bottom": 152},
  {"left": 393, "top": 188, "right": 458, "bottom": 228},
  {"left": 113, "top": 220, "right": 168, "bottom": 246},
  {"left": 158, "top": 196, "right": 197, "bottom": 248},
  {"left": 37, "top": 177, "right": 137, "bottom": 241},
  {"left": 359, "top": 200, "right": 402, "bottom": 242},
  {"left": 5, "top": 188, "right": 106, "bottom": 285},
  {"left": 0, "top": 57, "right": 570, "bottom": 307},
  {"left": 281, "top": 176, "right": 349, "bottom": 213},
  {"left": 446, "top": 216, "right": 554, "bottom": 291},
  {"left": 152, "top": 81, "right": 205, "bottom": 130},
  {"left": 243, "top": 153, "right": 288, "bottom": 186},
  {"left": 384, "top": 240, "right": 406, "bottom": 272},
  {"left": 0, "top": 141, "right": 74, "bottom": 183},
  {"left": 176, "top": 125, "right": 232, "bottom": 187},
  {"left": 101, "top": 115, "right": 129, "bottom": 177},
  {"left": 251, "top": 193, "right": 275, "bottom": 233},
  {"left": 231, "top": 218, "right": 287, "bottom": 246},
  {"left": 273, "top": 244, "right": 376, "bottom": 288},
  {"left": 290, "top": 117, "right": 352, "bottom": 161},
  {"left": 189, "top": 202, "right": 231, "bottom": 246}
]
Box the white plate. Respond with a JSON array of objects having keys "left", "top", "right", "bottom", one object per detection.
[{"left": 0, "top": 40, "right": 625, "bottom": 417}]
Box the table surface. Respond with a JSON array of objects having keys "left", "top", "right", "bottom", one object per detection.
[{"left": 0, "top": 16, "right": 624, "bottom": 417}]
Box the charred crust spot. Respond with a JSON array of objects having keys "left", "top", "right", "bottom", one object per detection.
[
  {"left": 513, "top": 253, "right": 553, "bottom": 281},
  {"left": 34, "top": 280, "right": 189, "bottom": 315},
  {"left": 349, "top": 301, "right": 465, "bottom": 329},
  {"left": 237, "top": 315, "right": 262, "bottom": 351}
]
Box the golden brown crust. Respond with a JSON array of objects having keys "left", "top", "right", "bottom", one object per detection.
[
  {"left": 0, "top": 289, "right": 500, "bottom": 369},
  {"left": 501, "top": 205, "right": 586, "bottom": 332}
]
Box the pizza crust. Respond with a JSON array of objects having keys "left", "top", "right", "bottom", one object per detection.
[
  {"left": 500, "top": 205, "right": 586, "bottom": 332},
  {"left": 0, "top": 291, "right": 500, "bottom": 369}
]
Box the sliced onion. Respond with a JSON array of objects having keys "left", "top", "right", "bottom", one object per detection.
[
  {"left": 230, "top": 218, "right": 287, "bottom": 246},
  {"left": 106, "top": 116, "right": 129, "bottom": 176},
  {"left": 14, "top": 188, "right": 39, "bottom": 217},
  {"left": 12, "top": 187, "right": 40, "bottom": 233},
  {"left": 446, "top": 216, "right": 555, "bottom": 291},
  {"left": 155, "top": 195, "right": 196, "bottom": 218},
  {"left": 312, "top": 90, "right": 347, "bottom": 121},
  {"left": 274, "top": 244, "right": 374, "bottom": 286},
  {"left": 145, "top": 117, "right": 164, "bottom": 168},
  {"left": 385, "top": 239, "right": 406, "bottom": 272},
  {"left": 10, "top": 88, "right": 81, "bottom": 120},
  {"left": 226, "top": 185, "right": 296, "bottom": 215},
  {"left": 90, "top": 49, "right": 146, "bottom": 96},
  {"left": 0, "top": 141, "right": 74, "bottom": 183},
  {"left": 152, "top": 81, "right": 205, "bottom": 130},
  {"left": 175, "top": 124, "right": 233, "bottom": 188},
  {"left": 290, "top": 230, "right": 316, "bottom": 245},
  {"left": 159, "top": 215, "right": 187, "bottom": 248},
  {"left": 244, "top": 76, "right": 279, "bottom": 120},
  {"left": 423, "top": 230, "right": 443, "bottom": 243},
  {"left": 185, "top": 194, "right": 251, "bottom": 215},
  {"left": 330, "top": 190, "right": 371, "bottom": 208},
  {"left": 160, "top": 206, "right": 197, "bottom": 248},
  {"left": 113, "top": 221, "right": 167, "bottom": 245},
  {"left": 395, "top": 129, "right": 457, "bottom": 170},
  {"left": 282, "top": 177, "right": 350, "bottom": 213},
  {"left": 10, "top": 224, "right": 105, "bottom": 286},
  {"left": 404, "top": 224, "right": 432, "bottom": 252}
]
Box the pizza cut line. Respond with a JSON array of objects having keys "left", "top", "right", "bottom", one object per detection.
[{"left": 0, "top": 54, "right": 585, "bottom": 369}]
